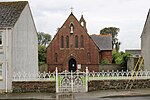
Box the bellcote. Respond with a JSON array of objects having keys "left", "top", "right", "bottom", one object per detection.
[{"left": 79, "top": 15, "right": 87, "bottom": 32}]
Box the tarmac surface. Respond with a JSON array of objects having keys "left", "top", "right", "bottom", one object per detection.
[{"left": 0, "top": 89, "right": 150, "bottom": 99}]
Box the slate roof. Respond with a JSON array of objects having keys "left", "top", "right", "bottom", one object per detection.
[
  {"left": 0, "top": 1, "right": 28, "bottom": 27},
  {"left": 90, "top": 34, "right": 112, "bottom": 50}
]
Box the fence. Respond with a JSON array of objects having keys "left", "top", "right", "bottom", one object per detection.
[
  {"left": 12, "top": 68, "right": 150, "bottom": 93},
  {"left": 13, "top": 71, "right": 55, "bottom": 81},
  {"left": 13, "top": 69, "right": 150, "bottom": 81},
  {"left": 89, "top": 70, "right": 150, "bottom": 80}
]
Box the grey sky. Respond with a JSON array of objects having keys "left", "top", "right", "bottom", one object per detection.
[{"left": 11, "top": 0, "right": 150, "bottom": 51}]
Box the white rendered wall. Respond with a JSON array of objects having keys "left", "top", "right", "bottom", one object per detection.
[
  {"left": 12, "top": 4, "right": 38, "bottom": 74},
  {"left": 0, "top": 29, "right": 13, "bottom": 92},
  {"left": 141, "top": 12, "right": 150, "bottom": 71}
]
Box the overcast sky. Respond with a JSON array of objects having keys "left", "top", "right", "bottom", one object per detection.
[{"left": 9, "top": 0, "right": 150, "bottom": 51}]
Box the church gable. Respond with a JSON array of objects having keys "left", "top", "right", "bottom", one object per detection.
[
  {"left": 58, "top": 13, "right": 87, "bottom": 37},
  {"left": 48, "top": 12, "right": 99, "bottom": 50}
]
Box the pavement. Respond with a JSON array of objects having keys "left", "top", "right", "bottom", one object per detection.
[{"left": 0, "top": 89, "right": 150, "bottom": 99}]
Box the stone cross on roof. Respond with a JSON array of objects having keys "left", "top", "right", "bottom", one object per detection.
[{"left": 70, "top": 7, "right": 74, "bottom": 13}]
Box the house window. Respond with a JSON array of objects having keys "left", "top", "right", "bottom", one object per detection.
[
  {"left": 61, "top": 36, "right": 64, "bottom": 48},
  {"left": 75, "top": 35, "right": 78, "bottom": 48},
  {"left": 80, "top": 35, "right": 84, "bottom": 48},
  {"left": 87, "top": 52, "right": 91, "bottom": 63},
  {"left": 0, "top": 32, "right": 2, "bottom": 46},
  {"left": 54, "top": 53, "right": 58, "bottom": 63},
  {"left": 66, "top": 36, "right": 69, "bottom": 48},
  {"left": 0, "top": 64, "right": 2, "bottom": 76}
]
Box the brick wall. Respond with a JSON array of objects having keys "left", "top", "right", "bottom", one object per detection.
[
  {"left": 46, "top": 13, "right": 104, "bottom": 72},
  {"left": 88, "top": 79, "right": 150, "bottom": 92},
  {"left": 12, "top": 81, "right": 55, "bottom": 93},
  {"left": 101, "top": 51, "right": 112, "bottom": 63}
]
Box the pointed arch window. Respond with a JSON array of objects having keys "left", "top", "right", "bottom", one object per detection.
[
  {"left": 54, "top": 53, "right": 58, "bottom": 63},
  {"left": 80, "top": 35, "right": 84, "bottom": 48},
  {"left": 61, "top": 36, "right": 64, "bottom": 48},
  {"left": 87, "top": 52, "right": 91, "bottom": 63},
  {"left": 75, "top": 35, "right": 78, "bottom": 48},
  {"left": 66, "top": 36, "right": 69, "bottom": 48}
]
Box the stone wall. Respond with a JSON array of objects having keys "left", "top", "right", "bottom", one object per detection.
[
  {"left": 39, "top": 64, "right": 48, "bottom": 73},
  {"left": 12, "top": 79, "right": 150, "bottom": 93},
  {"left": 12, "top": 81, "right": 55, "bottom": 93},
  {"left": 88, "top": 79, "right": 150, "bottom": 92}
]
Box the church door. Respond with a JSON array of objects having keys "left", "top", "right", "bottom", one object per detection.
[{"left": 68, "top": 58, "right": 77, "bottom": 72}]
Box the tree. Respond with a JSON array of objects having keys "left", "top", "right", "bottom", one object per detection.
[
  {"left": 38, "top": 32, "right": 51, "bottom": 65},
  {"left": 38, "top": 32, "right": 51, "bottom": 47},
  {"left": 38, "top": 45, "right": 46, "bottom": 65},
  {"left": 100, "top": 27, "right": 121, "bottom": 52},
  {"left": 115, "top": 41, "right": 121, "bottom": 52}
]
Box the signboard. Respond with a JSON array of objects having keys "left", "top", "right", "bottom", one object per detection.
[{"left": 77, "top": 64, "right": 81, "bottom": 69}]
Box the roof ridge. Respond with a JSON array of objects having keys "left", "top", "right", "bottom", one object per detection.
[{"left": 91, "top": 34, "right": 112, "bottom": 36}]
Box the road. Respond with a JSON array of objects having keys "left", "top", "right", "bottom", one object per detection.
[
  {"left": 1, "top": 93, "right": 150, "bottom": 100},
  {"left": 0, "top": 89, "right": 150, "bottom": 99}
]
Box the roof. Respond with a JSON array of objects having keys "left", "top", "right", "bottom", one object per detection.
[
  {"left": 0, "top": 1, "right": 28, "bottom": 27},
  {"left": 125, "top": 49, "right": 141, "bottom": 55},
  {"left": 90, "top": 34, "right": 112, "bottom": 50}
]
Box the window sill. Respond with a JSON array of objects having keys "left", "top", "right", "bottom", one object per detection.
[
  {"left": 0, "top": 76, "right": 3, "bottom": 81},
  {"left": 0, "top": 45, "right": 3, "bottom": 49},
  {"left": 75, "top": 48, "right": 79, "bottom": 50},
  {"left": 80, "top": 48, "right": 84, "bottom": 50},
  {"left": 60, "top": 48, "right": 64, "bottom": 50}
]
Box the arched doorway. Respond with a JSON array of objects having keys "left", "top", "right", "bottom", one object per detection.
[{"left": 68, "top": 58, "right": 77, "bottom": 72}]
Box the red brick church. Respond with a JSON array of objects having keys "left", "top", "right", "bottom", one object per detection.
[{"left": 46, "top": 12, "right": 112, "bottom": 72}]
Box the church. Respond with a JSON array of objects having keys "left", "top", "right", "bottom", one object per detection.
[{"left": 46, "top": 12, "right": 112, "bottom": 72}]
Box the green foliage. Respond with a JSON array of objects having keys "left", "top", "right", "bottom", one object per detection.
[
  {"left": 100, "top": 27, "right": 121, "bottom": 52},
  {"left": 38, "top": 32, "right": 51, "bottom": 46},
  {"left": 112, "top": 51, "right": 131, "bottom": 70},
  {"left": 100, "top": 27, "right": 120, "bottom": 38},
  {"left": 38, "top": 45, "right": 46, "bottom": 65},
  {"left": 101, "top": 58, "right": 110, "bottom": 65},
  {"left": 38, "top": 32, "right": 51, "bottom": 65}
]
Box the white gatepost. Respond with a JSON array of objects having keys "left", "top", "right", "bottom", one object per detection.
[
  {"left": 71, "top": 70, "right": 73, "bottom": 92},
  {"left": 56, "top": 67, "right": 58, "bottom": 93},
  {"left": 86, "top": 67, "right": 88, "bottom": 92}
]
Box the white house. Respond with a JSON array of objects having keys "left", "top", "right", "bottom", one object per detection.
[
  {"left": 0, "top": 1, "right": 38, "bottom": 92},
  {"left": 141, "top": 9, "right": 150, "bottom": 71}
]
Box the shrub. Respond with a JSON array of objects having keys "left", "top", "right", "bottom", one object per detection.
[{"left": 101, "top": 58, "right": 110, "bottom": 65}]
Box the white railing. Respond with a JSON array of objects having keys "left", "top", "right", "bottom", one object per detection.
[
  {"left": 13, "top": 69, "right": 150, "bottom": 81},
  {"left": 89, "top": 70, "right": 150, "bottom": 80},
  {"left": 13, "top": 71, "right": 55, "bottom": 81}
]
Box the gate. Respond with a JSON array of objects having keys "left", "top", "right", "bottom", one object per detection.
[{"left": 56, "top": 67, "right": 88, "bottom": 93}]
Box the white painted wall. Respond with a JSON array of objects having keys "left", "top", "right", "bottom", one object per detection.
[
  {"left": 141, "top": 11, "right": 150, "bottom": 71},
  {"left": 0, "top": 29, "right": 13, "bottom": 92},
  {"left": 12, "top": 4, "right": 38, "bottom": 75},
  {"left": 0, "top": 3, "right": 38, "bottom": 92}
]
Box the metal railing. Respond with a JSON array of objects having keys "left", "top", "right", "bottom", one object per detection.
[
  {"left": 89, "top": 70, "right": 150, "bottom": 80},
  {"left": 13, "top": 71, "right": 55, "bottom": 81},
  {"left": 13, "top": 69, "right": 150, "bottom": 81}
]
